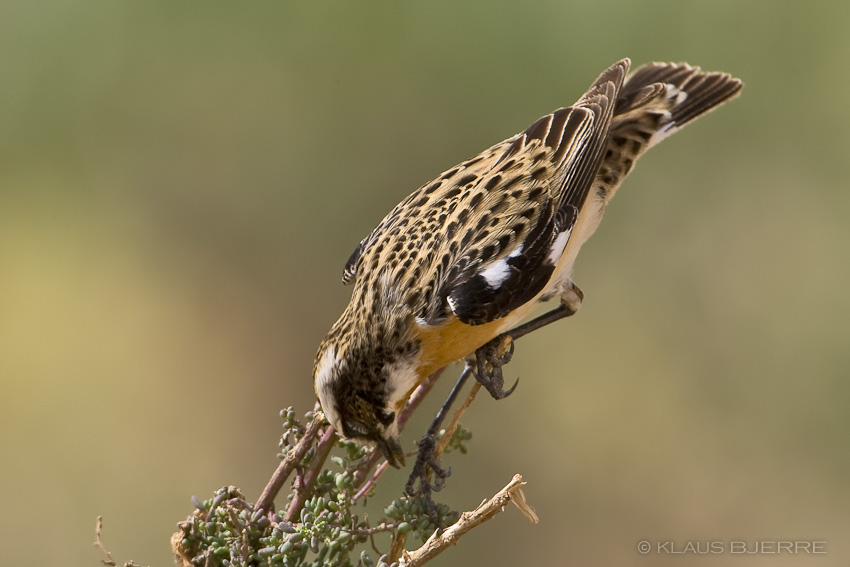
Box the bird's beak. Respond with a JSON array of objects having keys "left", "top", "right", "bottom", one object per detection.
[{"left": 376, "top": 435, "right": 406, "bottom": 468}]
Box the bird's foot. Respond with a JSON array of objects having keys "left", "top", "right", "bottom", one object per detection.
[
  {"left": 404, "top": 431, "right": 452, "bottom": 523},
  {"left": 472, "top": 335, "right": 519, "bottom": 400}
]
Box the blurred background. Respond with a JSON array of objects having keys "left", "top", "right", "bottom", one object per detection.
[{"left": 2, "top": 1, "right": 848, "bottom": 565}]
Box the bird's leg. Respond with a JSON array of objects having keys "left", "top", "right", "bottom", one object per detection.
[
  {"left": 404, "top": 363, "right": 473, "bottom": 520},
  {"left": 473, "top": 281, "right": 584, "bottom": 399}
]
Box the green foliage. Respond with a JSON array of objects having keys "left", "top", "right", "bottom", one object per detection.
[
  {"left": 439, "top": 423, "right": 472, "bottom": 455},
  {"left": 384, "top": 497, "right": 460, "bottom": 544},
  {"left": 173, "top": 407, "right": 470, "bottom": 567}
]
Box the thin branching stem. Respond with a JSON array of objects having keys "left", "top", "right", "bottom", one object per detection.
[
  {"left": 285, "top": 425, "right": 336, "bottom": 522},
  {"left": 255, "top": 410, "right": 324, "bottom": 514}
]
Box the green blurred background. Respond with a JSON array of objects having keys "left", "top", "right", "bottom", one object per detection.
[{"left": 2, "top": 1, "right": 848, "bottom": 565}]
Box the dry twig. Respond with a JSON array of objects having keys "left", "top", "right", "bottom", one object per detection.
[
  {"left": 95, "top": 516, "right": 145, "bottom": 567},
  {"left": 399, "top": 474, "right": 536, "bottom": 567}
]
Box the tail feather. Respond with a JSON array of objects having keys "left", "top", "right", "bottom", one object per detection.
[
  {"left": 593, "top": 62, "right": 742, "bottom": 202},
  {"left": 617, "top": 62, "right": 743, "bottom": 135}
]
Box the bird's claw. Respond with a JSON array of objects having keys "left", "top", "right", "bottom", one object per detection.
[
  {"left": 472, "top": 335, "right": 519, "bottom": 399},
  {"left": 404, "top": 432, "right": 452, "bottom": 523}
]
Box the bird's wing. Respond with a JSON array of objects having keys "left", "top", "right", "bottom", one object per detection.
[{"left": 431, "top": 60, "right": 628, "bottom": 326}]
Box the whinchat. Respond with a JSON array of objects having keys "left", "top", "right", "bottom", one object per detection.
[{"left": 314, "top": 58, "right": 742, "bottom": 466}]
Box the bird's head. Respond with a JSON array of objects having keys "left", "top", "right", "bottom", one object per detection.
[{"left": 313, "top": 341, "right": 415, "bottom": 468}]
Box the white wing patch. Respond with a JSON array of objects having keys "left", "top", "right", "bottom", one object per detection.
[
  {"left": 547, "top": 227, "right": 573, "bottom": 264},
  {"left": 480, "top": 260, "right": 511, "bottom": 288},
  {"left": 479, "top": 244, "right": 525, "bottom": 289},
  {"left": 445, "top": 295, "right": 459, "bottom": 315}
]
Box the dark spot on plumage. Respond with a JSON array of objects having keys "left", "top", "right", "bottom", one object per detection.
[
  {"left": 489, "top": 218, "right": 499, "bottom": 227},
  {"left": 441, "top": 167, "right": 460, "bottom": 180},
  {"left": 601, "top": 173, "right": 614, "bottom": 185},
  {"left": 519, "top": 208, "right": 535, "bottom": 219},
  {"left": 461, "top": 229, "right": 475, "bottom": 248},
  {"left": 511, "top": 189, "right": 523, "bottom": 199},
  {"left": 629, "top": 139, "right": 641, "bottom": 154},
  {"left": 423, "top": 181, "right": 441, "bottom": 194},
  {"left": 498, "top": 159, "right": 516, "bottom": 173},
  {"left": 484, "top": 175, "right": 502, "bottom": 191},
  {"left": 528, "top": 186, "right": 544, "bottom": 200},
  {"left": 497, "top": 136, "right": 525, "bottom": 165},
  {"left": 433, "top": 199, "right": 447, "bottom": 209},
  {"left": 623, "top": 157, "right": 634, "bottom": 173},
  {"left": 462, "top": 155, "right": 483, "bottom": 168},
  {"left": 646, "top": 112, "right": 663, "bottom": 127},
  {"left": 635, "top": 129, "right": 652, "bottom": 143},
  {"left": 476, "top": 215, "right": 491, "bottom": 231},
  {"left": 469, "top": 192, "right": 484, "bottom": 209},
  {"left": 490, "top": 194, "right": 510, "bottom": 214},
  {"left": 405, "top": 290, "right": 421, "bottom": 308},
  {"left": 531, "top": 167, "right": 548, "bottom": 181},
  {"left": 481, "top": 243, "right": 497, "bottom": 261},
  {"left": 446, "top": 221, "right": 458, "bottom": 239},
  {"left": 457, "top": 173, "right": 477, "bottom": 186},
  {"left": 422, "top": 283, "right": 434, "bottom": 304},
  {"left": 497, "top": 233, "right": 512, "bottom": 250},
  {"left": 444, "top": 187, "right": 462, "bottom": 199},
  {"left": 533, "top": 150, "right": 547, "bottom": 162},
  {"left": 437, "top": 212, "right": 447, "bottom": 224},
  {"left": 605, "top": 148, "right": 614, "bottom": 159},
  {"left": 503, "top": 175, "right": 523, "bottom": 191},
  {"left": 612, "top": 136, "right": 627, "bottom": 148},
  {"left": 457, "top": 209, "right": 470, "bottom": 224},
  {"left": 412, "top": 196, "right": 429, "bottom": 208}
]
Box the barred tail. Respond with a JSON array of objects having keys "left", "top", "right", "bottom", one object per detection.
[{"left": 595, "top": 62, "right": 742, "bottom": 201}]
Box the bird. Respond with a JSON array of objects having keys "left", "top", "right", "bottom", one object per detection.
[{"left": 313, "top": 58, "right": 742, "bottom": 470}]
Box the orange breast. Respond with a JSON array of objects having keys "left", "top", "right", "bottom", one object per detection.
[
  {"left": 392, "top": 316, "right": 509, "bottom": 411},
  {"left": 413, "top": 300, "right": 539, "bottom": 378}
]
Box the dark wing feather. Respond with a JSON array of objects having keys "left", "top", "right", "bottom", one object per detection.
[
  {"left": 436, "top": 60, "right": 630, "bottom": 326},
  {"left": 342, "top": 239, "right": 366, "bottom": 285},
  {"left": 446, "top": 204, "right": 577, "bottom": 325},
  {"left": 556, "top": 59, "right": 628, "bottom": 211}
]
